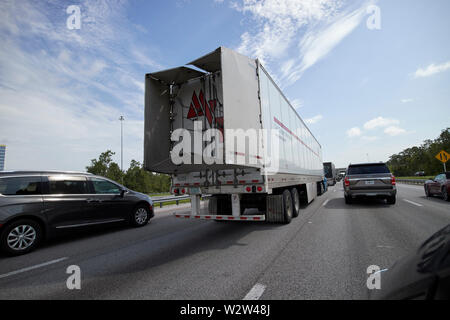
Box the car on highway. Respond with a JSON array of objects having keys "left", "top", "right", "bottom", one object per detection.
[
  {"left": 343, "top": 162, "right": 397, "bottom": 204},
  {"left": 415, "top": 171, "right": 426, "bottom": 176},
  {"left": 424, "top": 172, "right": 450, "bottom": 202},
  {"left": 0, "top": 171, "right": 154, "bottom": 256}
]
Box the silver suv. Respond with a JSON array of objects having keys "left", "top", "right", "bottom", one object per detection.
[{"left": 343, "top": 163, "right": 396, "bottom": 204}]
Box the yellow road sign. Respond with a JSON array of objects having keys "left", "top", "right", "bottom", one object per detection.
[{"left": 435, "top": 150, "right": 450, "bottom": 163}]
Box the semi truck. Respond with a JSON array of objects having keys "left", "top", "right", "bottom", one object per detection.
[
  {"left": 144, "top": 47, "right": 323, "bottom": 223},
  {"left": 323, "top": 162, "right": 337, "bottom": 186}
]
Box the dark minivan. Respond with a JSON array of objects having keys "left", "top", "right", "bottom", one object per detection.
[{"left": 0, "top": 171, "right": 154, "bottom": 256}]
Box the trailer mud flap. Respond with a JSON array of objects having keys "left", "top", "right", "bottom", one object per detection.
[
  {"left": 208, "top": 196, "right": 218, "bottom": 214},
  {"left": 266, "top": 194, "right": 284, "bottom": 223}
]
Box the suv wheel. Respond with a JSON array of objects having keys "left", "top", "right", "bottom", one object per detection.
[
  {"left": 282, "top": 190, "right": 293, "bottom": 224},
  {"left": 0, "top": 219, "right": 42, "bottom": 256},
  {"left": 387, "top": 196, "right": 396, "bottom": 205},
  {"left": 345, "top": 195, "right": 352, "bottom": 204},
  {"left": 131, "top": 205, "right": 150, "bottom": 227},
  {"left": 443, "top": 188, "right": 449, "bottom": 202}
]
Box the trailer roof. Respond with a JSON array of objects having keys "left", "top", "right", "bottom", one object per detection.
[
  {"left": 148, "top": 66, "right": 205, "bottom": 85},
  {"left": 187, "top": 47, "right": 222, "bottom": 72}
]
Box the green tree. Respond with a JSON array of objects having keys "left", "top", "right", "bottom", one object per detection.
[
  {"left": 87, "top": 151, "right": 171, "bottom": 194},
  {"left": 387, "top": 128, "right": 450, "bottom": 176},
  {"left": 86, "top": 150, "right": 124, "bottom": 182}
]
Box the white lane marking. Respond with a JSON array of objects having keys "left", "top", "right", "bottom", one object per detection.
[
  {"left": 322, "top": 199, "right": 330, "bottom": 206},
  {"left": 0, "top": 257, "right": 68, "bottom": 280},
  {"left": 403, "top": 199, "right": 423, "bottom": 207},
  {"left": 243, "top": 283, "right": 266, "bottom": 300},
  {"left": 376, "top": 245, "right": 394, "bottom": 249}
]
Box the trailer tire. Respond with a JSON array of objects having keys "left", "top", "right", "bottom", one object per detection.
[
  {"left": 282, "top": 190, "right": 293, "bottom": 224},
  {"left": 291, "top": 188, "right": 300, "bottom": 218}
]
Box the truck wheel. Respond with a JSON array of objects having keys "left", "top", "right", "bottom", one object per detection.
[
  {"left": 291, "top": 188, "right": 300, "bottom": 218},
  {"left": 282, "top": 190, "right": 293, "bottom": 224},
  {"left": 0, "top": 219, "right": 43, "bottom": 256}
]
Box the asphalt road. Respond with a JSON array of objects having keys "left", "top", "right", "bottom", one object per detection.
[{"left": 0, "top": 183, "right": 449, "bottom": 300}]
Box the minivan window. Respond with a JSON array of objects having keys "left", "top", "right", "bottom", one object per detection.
[
  {"left": 91, "top": 178, "right": 121, "bottom": 194},
  {"left": 347, "top": 164, "right": 390, "bottom": 175},
  {"left": 48, "top": 176, "right": 89, "bottom": 194},
  {"left": 0, "top": 177, "right": 42, "bottom": 195}
]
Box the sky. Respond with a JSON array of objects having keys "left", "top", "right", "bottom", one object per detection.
[{"left": 0, "top": 0, "right": 449, "bottom": 171}]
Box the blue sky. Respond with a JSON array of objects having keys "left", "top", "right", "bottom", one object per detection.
[{"left": 0, "top": 0, "right": 449, "bottom": 171}]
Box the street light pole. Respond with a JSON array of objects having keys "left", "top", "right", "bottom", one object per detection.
[{"left": 119, "top": 116, "right": 124, "bottom": 184}]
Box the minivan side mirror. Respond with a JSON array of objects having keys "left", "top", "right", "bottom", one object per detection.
[{"left": 120, "top": 189, "right": 126, "bottom": 197}]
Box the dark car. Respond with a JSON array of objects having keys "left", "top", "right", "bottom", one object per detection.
[
  {"left": 371, "top": 224, "right": 450, "bottom": 300},
  {"left": 424, "top": 172, "right": 450, "bottom": 202},
  {"left": 415, "top": 171, "right": 426, "bottom": 176},
  {"left": 0, "top": 171, "right": 154, "bottom": 256},
  {"left": 343, "top": 162, "right": 396, "bottom": 204}
]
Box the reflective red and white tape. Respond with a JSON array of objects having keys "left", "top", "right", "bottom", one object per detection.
[{"left": 174, "top": 214, "right": 265, "bottom": 221}]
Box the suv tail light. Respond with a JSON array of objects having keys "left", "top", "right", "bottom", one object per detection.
[
  {"left": 344, "top": 176, "right": 350, "bottom": 187},
  {"left": 391, "top": 175, "right": 396, "bottom": 186}
]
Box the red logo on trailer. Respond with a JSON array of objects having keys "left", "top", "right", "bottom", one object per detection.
[{"left": 187, "top": 90, "right": 224, "bottom": 137}]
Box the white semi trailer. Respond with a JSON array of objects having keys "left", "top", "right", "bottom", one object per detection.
[{"left": 144, "top": 47, "right": 323, "bottom": 223}]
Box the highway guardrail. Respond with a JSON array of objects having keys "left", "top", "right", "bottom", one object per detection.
[
  {"left": 152, "top": 194, "right": 210, "bottom": 208},
  {"left": 396, "top": 179, "right": 427, "bottom": 185}
]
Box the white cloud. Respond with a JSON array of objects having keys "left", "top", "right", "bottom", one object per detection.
[
  {"left": 285, "top": 5, "right": 370, "bottom": 85},
  {"left": 347, "top": 127, "right": 361, "bottom": 137},
  {"left": 401, "top": 98, "right": 413, "bottom": 103},
  {"left": 290, "top": 98, "right": 303, "bottom": 109},
  {"left": 234, "top": 0, "right": 342, "bottom": 64},
  {"left": 384, "top": 126, "right": 406, "bottom": 136},
  {"left": 363, "top": 117, "right": 399, "bottom": 130},
  {"left": 414, "top": 61, "right": 450, "bottom": 78},
  {"left": 0, "top": 0, "right": 162, "bottom": 171},
  {"left": 305, "top": 114, "right": 323, "bottom": 124},
  {"left": 233, "top": 0, "right": 375, "bottom": 86},
  {"left": 361, "top": 135, "right": 378, "bottom": 141}
]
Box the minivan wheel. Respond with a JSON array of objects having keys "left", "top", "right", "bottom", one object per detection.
[
  {"left": 0, "top": 219, "right": 42, "bottom": 256},
  {"left": 425, "top": 186, "right": 430, "bottom": 197},
  {"left": 131, "top": 205, "right": 150, "bottom": 227}
]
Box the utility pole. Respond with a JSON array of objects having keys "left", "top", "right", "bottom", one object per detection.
[{"left": 119, "top": 116, "right": 124, "bottom": 184}]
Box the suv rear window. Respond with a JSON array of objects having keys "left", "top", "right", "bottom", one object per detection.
[
  {"left": 347, "top": 164, "right": 390, "bottom": 175},
  {"left": 0, "top": 176, "right": 42, "bottom": 195}
]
